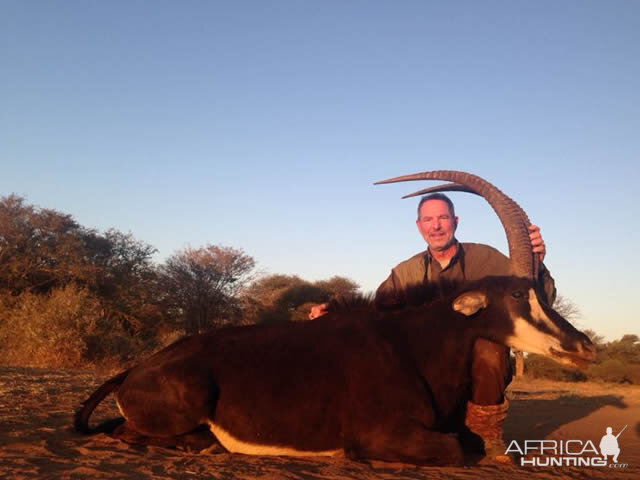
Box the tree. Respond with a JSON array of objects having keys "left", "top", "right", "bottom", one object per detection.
[
  {"left": 600, "top": 334, "right": 640, "bottom": 364},
  {"left": 83, "top": 228, "right": 161, "bottom": 336},
  {"left": 0, "top": 194, "right": 96, "bottom": 294},
  {"left": 0, "top": 194, "right": 162, "bottom": 330},
  {"left": 160, "top": 245, "right": 256, "bottom": 334},
  {"left": 314, "top": 276, "right": 360, "bottom": 298},
  {"left": 582, "top": 328, "right": 606, "bottom": 348},
  {"left": 0, "top": 194, "right": 164, "bottom": 366},
  {"left": 242, "top": 274, "right": 360, "bottom": 324},
  {"left": 553, "top": 294, "right": 582, "bottom": 323}
]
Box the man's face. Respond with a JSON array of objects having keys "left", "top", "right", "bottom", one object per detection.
[{"left": 416, "top": 199, "right": 458, "bottom": 252}]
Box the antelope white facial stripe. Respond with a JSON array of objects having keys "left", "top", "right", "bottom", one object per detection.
[
  {"left": 506, "top": 317, "right": 555, "bottom": 355},
  {"left": 527, "top": 288, "right": 561, "bottom": 336}
]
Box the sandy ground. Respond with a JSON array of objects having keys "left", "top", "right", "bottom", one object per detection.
[{"left": 1, "top": 366, "right": 639, "bottom": 479}]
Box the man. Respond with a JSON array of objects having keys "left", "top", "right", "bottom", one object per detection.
[
  {"left": 375, "top": 193, "right": 555, "bottom": 462},
  {"left": 309, "top": 192, "right": 555, "bottom": 462}
]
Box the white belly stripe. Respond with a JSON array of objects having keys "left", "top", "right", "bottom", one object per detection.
[
  {"left": 115, "top": 399, "right": 126, "bottom": 419},
  {"left": 208, "top": 421, "right": 341, "bottom": 457}
]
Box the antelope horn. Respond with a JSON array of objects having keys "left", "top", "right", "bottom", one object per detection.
[
  {"left": 375, "top": 170, "right": 535, "bottom": 279},
  {"left": 401, "top": 183, "right": 480, "bottom": 199}
]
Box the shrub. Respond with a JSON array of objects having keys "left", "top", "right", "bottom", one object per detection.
[
  {"left": 0, "top": 285, "right": 99, "bottom": 367},
  {"left": 625, "top": 364, "right": 640, "bottom": 384},
  {"left": 524, "top": 354, "right": 587, "bottom": 382},
  {"left": 0, "top": 284, "right": 145, "bottom": 368},
  {"left": 587, "top": 359, "right": 632, "bottom": 384}
]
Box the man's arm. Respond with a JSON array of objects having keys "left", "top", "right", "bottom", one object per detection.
[
  {"left": 529, "top": 224, "right": 546, "bottom": 261},
  {"left": 310, "top": 268, "right": 413, "bottom": 318},
  {"left": 308, "top": 303, "right": 328, "bottom": 320},
  {"left": 529, "top": 224, "right": 556, "bottom": 305}
]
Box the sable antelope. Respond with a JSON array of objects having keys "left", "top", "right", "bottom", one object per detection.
[{"left": 75, "top": 171, "right": 596, "bottom": 465}]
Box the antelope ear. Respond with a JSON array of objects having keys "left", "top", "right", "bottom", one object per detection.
[{"left": 452, "top": 291, "right": 489, "bottom": 316}]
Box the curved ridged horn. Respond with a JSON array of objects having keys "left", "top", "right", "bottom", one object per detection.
[
  {"left": 375, "top": 171, "right": 535, "bottom": 279},
  {"left": 401, "top": 183, "right": 480, "bottom": 199}
]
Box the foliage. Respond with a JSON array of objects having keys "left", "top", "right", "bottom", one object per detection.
[
  {"left": 0, "top": 195, "right": 163, "bottom": 332},
  {"left": 159, "top": 245, "right": 256, "bottom": 334},
  {"left": 597, "top": 334, "right": 640, "bottom": 363},
  {"left": 0, "top": 194, "right": 96, "bottom": 294},
  {"left": 242, "top": 274, "right": 359, "bottom": 324},
  {"left": 525, "top": 333, "right": 640, "bottom": 384},
  {"left": 0, "top": 194, "right": 357, "bottom": 366},
  {"left": 0, "top": 195, "right": 163, "bottom": 367},
  {"left": 582, "top": 329, "right": 606, "bottom": 348},
  {"left": 86, "top": 228, "right": 163, "bottom": 337},
  {"left": 0, "top": 284, "right": 140, "bottom": 368},
  {"left": 524, "top": 354, "right": 587, "bottom": 382},
  {"left": 552, "top": 294, "right": 582, "bottom": 323}
]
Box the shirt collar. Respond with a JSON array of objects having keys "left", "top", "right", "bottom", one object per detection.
[{"left": 425, "top": 240, "right": 462, "bottom": 271}]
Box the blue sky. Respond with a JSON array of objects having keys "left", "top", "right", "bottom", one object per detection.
[{"left": 2, "top": 1, "right": 639, "bottom": 340}]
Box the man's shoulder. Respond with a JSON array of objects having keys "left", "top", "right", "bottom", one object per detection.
[
  {"left": 460, "top": 242, "right": 508, "bottom": 259},
  {"left": 460, "top": 242, "right": 510, "bottom": 277},
  {"left": 394, "top": 249, "right": 429, "bottom": 270},
  {"left": 388, "top": 249, "right": 428, "bottom": 287}
]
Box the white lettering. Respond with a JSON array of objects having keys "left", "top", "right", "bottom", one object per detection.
[
  {"left": 565, "top": 440, "right": 583, "bottom": 455},
  {"left": 505, "top": 440, "right": 523, "bottom": 455},
  {"left": 536, "top": 457, "right": 551, "bottom": 466},
  {"left": 540, "top": 440, "right": 558, "bottom": 455},
  {"left": 511, "top": 434, "right": 624, "bottom": 468},
  {"left": 581, "top": 440, "right": 599, "bottom": 455},
  {"left": 563, "top": 457, "right": 576, "bottom": 467},
  {"left": 519, "top": 456, "right": 613, "bottom": 467},
  {"left": 521, "top": 457, "right": 536, "bottom": 466},
  {"left": 525, "top": 440, "right": 542, "bottom": 454}
]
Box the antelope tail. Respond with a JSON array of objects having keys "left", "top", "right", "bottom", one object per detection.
[{"left": 74, "top": 369, "right": 131, "bottom": 434}]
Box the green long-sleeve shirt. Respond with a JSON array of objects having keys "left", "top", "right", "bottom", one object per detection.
[{"left": 375, "top": 242, "right": 556, "bottom": 309}]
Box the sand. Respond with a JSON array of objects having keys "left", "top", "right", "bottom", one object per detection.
[{"left": 1, "top": 366, "right": 638, "bottom": 479}]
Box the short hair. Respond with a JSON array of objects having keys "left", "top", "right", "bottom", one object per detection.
[{"left": 417, "top": 193, "right": 456, "bottom": 219}]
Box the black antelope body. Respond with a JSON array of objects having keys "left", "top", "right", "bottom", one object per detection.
[{"left": 75, "top": 171, "right": 596, "bottom": 465}]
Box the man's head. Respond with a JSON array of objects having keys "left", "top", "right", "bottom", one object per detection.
[
  {"left": 607, "top": 427, "right": 613, "bottom": 435},
  {"left": 416, "top": 193, "right": 459, "bottom": 252}
]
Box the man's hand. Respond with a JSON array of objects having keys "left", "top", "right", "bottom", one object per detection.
[
  {"left": 529, "top": 224, "right": 546, "bottom": 262},
  {"left": 309, "top": 303, "right": 329, "bottom": 320}
]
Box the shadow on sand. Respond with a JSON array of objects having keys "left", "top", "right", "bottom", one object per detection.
[{"left": 504, "top": 393, "right": 628, "bottom": 443}]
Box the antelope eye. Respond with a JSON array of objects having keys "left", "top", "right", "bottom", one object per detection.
[{"left": 512, "top": 291, "right": 522, "bottom": 299}]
